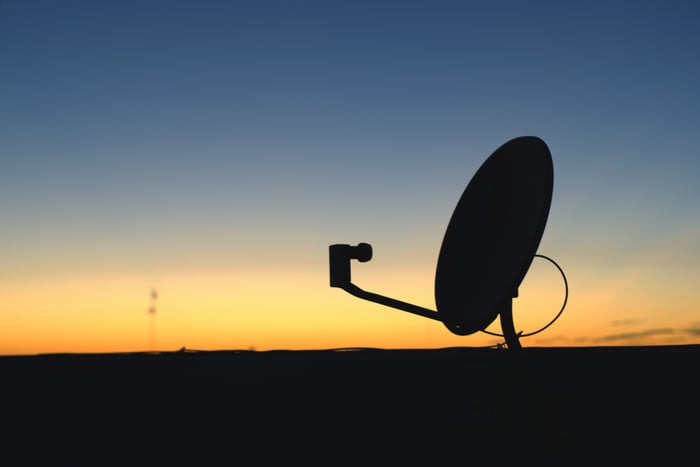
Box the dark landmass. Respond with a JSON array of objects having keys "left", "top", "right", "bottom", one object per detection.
[{"left": 1, "top": 346, "right": 698, "bottom": 466}]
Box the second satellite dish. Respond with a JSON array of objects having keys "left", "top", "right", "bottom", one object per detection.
[{"left": 329, "top": 136, "right": 559, "bottom": 349}]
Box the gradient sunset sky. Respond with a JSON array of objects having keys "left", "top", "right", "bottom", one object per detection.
[{"left": 1, "top": 0, "right": 699, "bottom": 354}]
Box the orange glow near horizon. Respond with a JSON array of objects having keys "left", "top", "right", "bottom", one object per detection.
[{"left": 1, "top": 251, "right": 699, "bottom": 355}]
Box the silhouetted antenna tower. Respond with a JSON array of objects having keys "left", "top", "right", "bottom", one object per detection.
[{"left": 148, "top": 288, "right": 157, "bottom": 352}]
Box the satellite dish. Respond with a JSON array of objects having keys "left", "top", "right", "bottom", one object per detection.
[
  {"left": 435, "top": 136, "right": 553, "bottom": 337},
  {"left": 329, "top": 136, "right": 563, "bottom": 349}
]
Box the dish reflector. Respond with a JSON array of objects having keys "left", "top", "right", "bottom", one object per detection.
[{"left": 436, "top": 136, "right": 553, "bottom": 335}]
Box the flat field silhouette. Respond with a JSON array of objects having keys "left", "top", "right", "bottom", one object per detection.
[{"left": 1, "top": 346, "right": 697, "bottom": 466}]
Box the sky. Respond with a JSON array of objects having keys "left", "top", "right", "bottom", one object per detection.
[{"left": 1, "top": 0, "right": 699, "bottom": 354}]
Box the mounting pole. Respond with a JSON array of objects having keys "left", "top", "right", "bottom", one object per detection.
[{"left": 499, "top": 290, "right": 521, "bottom": 350}]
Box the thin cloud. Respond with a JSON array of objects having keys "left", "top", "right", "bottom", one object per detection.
[
  {"left": 532, "top": 322, "right": 700, "bottom": 346},
  {"left": 592, "top": 328, "right": 675, "bottom": 343},
  {"left": 610, "top": 319, "right": 644, "bottom": 326},
  {"left": 682, "top": 327, "right": 700, "bottom": 337}
]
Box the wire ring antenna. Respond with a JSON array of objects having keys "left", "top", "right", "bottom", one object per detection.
[{"left": 480, "top": 254, "right": 568, "bottom": 338}]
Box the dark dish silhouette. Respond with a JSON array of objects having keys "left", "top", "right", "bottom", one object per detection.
[{"left": 330, "top": 136, "right": 561, "bottom": 349}]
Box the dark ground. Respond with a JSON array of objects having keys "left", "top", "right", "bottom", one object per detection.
[{"left": 1, "top": 346, "right": 698, "bottom": 466}]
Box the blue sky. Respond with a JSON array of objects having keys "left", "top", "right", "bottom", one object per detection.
[{"left": 1, "top": 1, "right": 699, "bottom": 352}]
